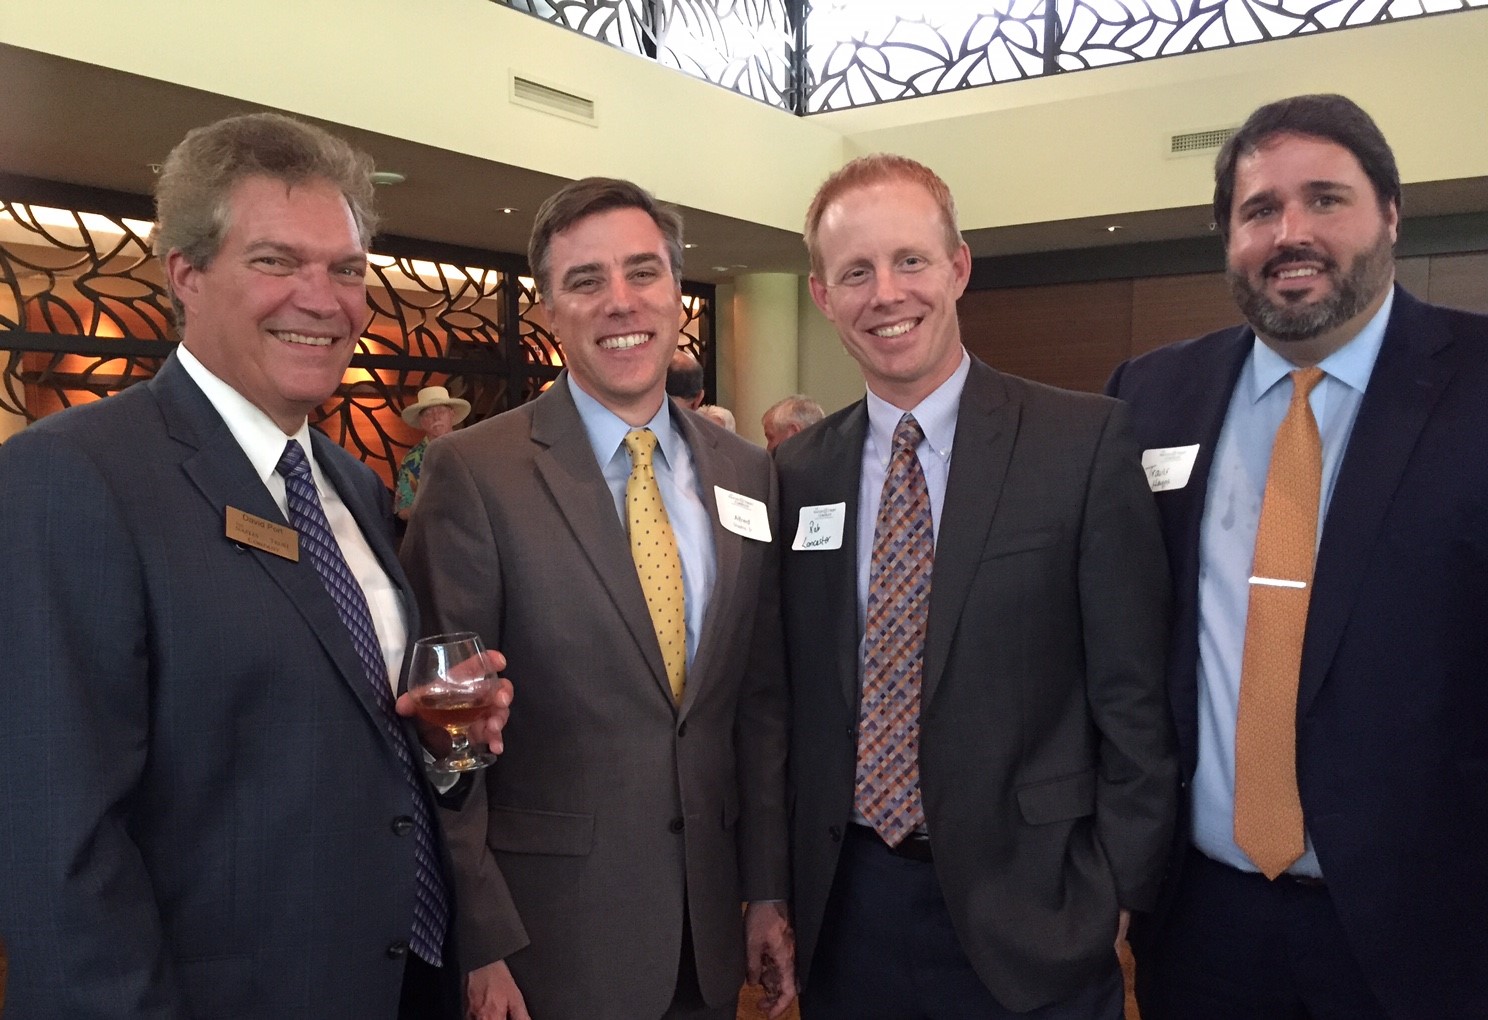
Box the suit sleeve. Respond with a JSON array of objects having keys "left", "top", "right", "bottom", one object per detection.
[
  {"left": 733, "top": 459, "right": 791, "bottom": 902},
  {"left": 0, "top": 430, "right": 189, "bottom": 1018},
  {"left": 398, "top": 438, "right": 531, "bottom": 971},
  {"left": 1077, "top": 401, "right": 1179, "bottom": 912}
]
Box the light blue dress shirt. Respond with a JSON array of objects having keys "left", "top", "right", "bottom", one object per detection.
[
  {"left": 1192, "top": 291, "right": 1393, "bottom": 877},
  {"left": 568, "top": 377, "right": 715, "bottom": 668}
]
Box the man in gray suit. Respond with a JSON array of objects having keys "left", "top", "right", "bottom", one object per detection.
[
  {"left": 776, "top": 154, "right": 1176, "bottom": 1018},
  {"left": 401, "top": 178, "right": 795, "bottom": 1019},
  {"left": 0, "top": 112, "right": 508, "bottom": 1019}
]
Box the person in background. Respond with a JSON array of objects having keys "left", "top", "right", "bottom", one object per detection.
[
  {"left": 761, "top": 394, "right": 825, "bottom": 453},
  {"left": 778, "top": 152, "right": 1175, "bottom": 1019},
  {"left": 0, "top": 111, "right": 508, "bottom": 1020},
  {"left": 395, "top": 384, "right": 471, "bottom": 520},
  {"left": 1108, "top": 92, "right": 1488, "bottom": 1020},
  {"left": 697, "top": 403, "right": 736, "bottom": 432},
  {"left": 666, "top": 348, "right": 706, "bottom": 410},
  {"left": 402, "top": 176, "right": 795, "bottom": 1020}
]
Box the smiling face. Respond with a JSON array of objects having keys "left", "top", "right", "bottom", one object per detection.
[
  {"left": 167, "top": 175, "right": 369, "bottom": 433},
  {"left": 544, "top": 205, "right": 681, "bottom": 425},
  {"left": 1225, "top": 132, "right": 1398, "bottom": 365},
  {"left": 808, "top": 178, "right": 971, "bottom": 410}
]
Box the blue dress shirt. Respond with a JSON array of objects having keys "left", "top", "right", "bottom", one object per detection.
[
  {"left": 1192, "top": 291, "right": 1393, "bottom": 877},
  {"left": 568, "top": 377, "right": 715, "bottom": 669}
]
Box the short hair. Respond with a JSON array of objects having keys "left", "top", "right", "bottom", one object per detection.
[
  {"left": 697, "top": 404, "right": 735, "bottom": 432},
  {"left": 803, "top": 154, "right": 962, "bottom": 278},
  {"left": 763, "top": 394, "right": 825, "bottom": 433},
  {"left": 154, "top": 112, "right": 377, "bottom": 283},
  {"left": 666, "top": 350, "right": 704, "bottom": 401},
  {"left": 528, "top": 177, "right": 684, "bottom": 299},
  {"left": 1213, "top": 94, "right": 1401, "bottom": 244}
]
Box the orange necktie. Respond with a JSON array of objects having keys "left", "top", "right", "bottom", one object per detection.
[{"left": 1234, "top": 366, "right": 1325, "bottom": 879}]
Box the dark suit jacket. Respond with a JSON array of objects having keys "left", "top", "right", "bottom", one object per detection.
[
  {"left": 777, "top": 356, "right": 1176, "bottom": 1012},
  {"left": 400, "top": 375, "right": 789, "bottom": 1020},
  {"left": 0, "top": 354, "right": 455, "bottom": 1019},
  {"left": 1107, "top": 286, "right": 1488, "bottom": 1018}
]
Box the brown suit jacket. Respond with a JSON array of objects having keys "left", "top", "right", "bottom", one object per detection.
[{"left": 401, "top": 374, "right": 788, "bottom": 1019}]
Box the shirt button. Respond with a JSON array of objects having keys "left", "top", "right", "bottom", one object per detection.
[
  {"left": 391, "top": 816, "right": 413, "bottom": 836},
  {"left": 669, "top": 817, "right": 685, "bottom": 834}
]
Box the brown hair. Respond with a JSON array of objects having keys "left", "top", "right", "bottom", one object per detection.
[{"left": 528, "top": 177, "right": 684, "bottom": 299}]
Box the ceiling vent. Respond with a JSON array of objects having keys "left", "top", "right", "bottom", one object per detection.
[
  {"left": 510, "top": 75, "right": 597, "bottom": 126},
  {"left": 1168, "top": 126, "right": 1237, "bottom": 157}
]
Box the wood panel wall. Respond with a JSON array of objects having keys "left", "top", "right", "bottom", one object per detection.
[{"left": 959, "top": 253, "right": 1487, "bottom": 393}]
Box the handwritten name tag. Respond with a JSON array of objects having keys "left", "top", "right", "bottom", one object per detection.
[
  {"left": 226, "top": 506, "right": 299, "bottom": 560},
  {"left": 1141, "top": 445, "right": 1200, "bottom": 493},
  {"left": 714, "top": 486, "right": 772, "bottom": 542},
  {"left": 792, "top": 502, "right": 845, "bottom": 551}
]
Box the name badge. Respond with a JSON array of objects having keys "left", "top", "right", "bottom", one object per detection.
[
  {"left": 226, "top": 506, "right": 300, "bottom": 561},
  {"left": 792, "top": 502, "right": 845, "bottom": 551},
  {"left": 714, "top": 486, "right": 772, "bottom": 542},
  {"left": 1141, "top": 445, "right": 1200, "bottom": 493}
]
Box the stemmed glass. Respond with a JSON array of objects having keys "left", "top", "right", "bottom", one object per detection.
[{"left": 407, "top": 631, "right": 501, "bottom": 774}]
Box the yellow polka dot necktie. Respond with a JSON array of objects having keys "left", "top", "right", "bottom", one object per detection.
[
  {"left": 624, "top": 429, "right": 687, "bottom": 703},
  {"left": 1234, "top": 366, "right": 1325, "bottom": 879}
]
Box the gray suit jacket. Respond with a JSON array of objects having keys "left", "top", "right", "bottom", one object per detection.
[
  {"left": 400, "top": 374, "right": 789, "bottom": 1019},
  {"left": 0, "top": 353, "right": 454, "bottom": 1019},
  {"left": 777, "top": 356, "right": 1177, "bottom": 1012}
]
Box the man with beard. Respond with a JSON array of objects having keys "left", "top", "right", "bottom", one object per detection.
[{"left": 1108, "top": 94, "right": 1488, "bottom": 1018}]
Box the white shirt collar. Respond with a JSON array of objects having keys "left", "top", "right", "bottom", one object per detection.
[{"left": 175, "top": 344, "right": 316, "bottom": 484}]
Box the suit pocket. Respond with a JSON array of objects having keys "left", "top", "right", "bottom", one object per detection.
[
  {"left": 487, "top": 804, "right": 594, "bottom": 856},
  {"left": 979, "top": 525, "right": 1062, "bottom": 561},
  {"left": 1017, "top": 769, "right": 1096, "bottom": 825}
]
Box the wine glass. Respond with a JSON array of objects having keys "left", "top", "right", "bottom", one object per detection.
[{"left": 407, "top": 631, "right": 501, "bottom": 774}]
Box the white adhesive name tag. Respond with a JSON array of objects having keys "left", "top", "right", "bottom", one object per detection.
[
  {"left": 792, "top": 502, "right": 846, "bottom": 551},
  {"left": 1141, "top": 444, "right": 1200, "bottom": 493},
  {"left": 714, "top": 486, "right": 772, "bottom": 542}
]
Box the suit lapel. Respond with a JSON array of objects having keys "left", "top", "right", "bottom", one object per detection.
[
  {"left": 1300, "top": 289, "right": 1453, "bottom": 713},
  {"left": 922, "top": 360, "right": 1015, "bottom": 706},
  {"left": 154, "top": 357, "right": 398, "bottom": 738},
  {"left": 811, "top": 403, "right": 870, "bottom": 710},
  {"left": 677, "top": 412, "right": 741, "bottom": 718},
  {"left": 529, "top": 379, "right": 677, "bottom": 705}
]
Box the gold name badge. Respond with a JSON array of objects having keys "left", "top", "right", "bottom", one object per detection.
[{"left": 225, "top": 506, "right": 300, "bottom": 562}]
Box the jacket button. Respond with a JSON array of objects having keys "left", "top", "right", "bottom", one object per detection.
[
  {"left": 386, "top": 941, "right": 408, "bottom": 959},
  {"left": 829, "top": 825, "right": 843, "bottom": 842},
  {"left": 677, "top": 721, "right": 688, "bottom": 738},
  {"left": 391, "top": 816, "right": 413, "bottom": 836},
  {"left": 669, "top": 817, "right": 685, "bottom": 833}
]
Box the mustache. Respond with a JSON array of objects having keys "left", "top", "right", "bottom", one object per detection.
[{"left": 1261, "top": 246, "right": 1338, "bottom": 278}]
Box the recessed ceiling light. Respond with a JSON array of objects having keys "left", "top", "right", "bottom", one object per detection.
[
  {"left": 371, "top": 171, "right": 407, "bottom": 186},
  {"left": 499, "top": 207, "right": 518, "bottom": 214},
  {"left": 1105, "top": 224, "right": 1123, "bottom": 233},
  {"left": 683, "top": 243, "right": 698, "bottom": 249}
]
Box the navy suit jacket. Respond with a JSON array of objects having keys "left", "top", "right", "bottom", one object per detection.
[
  {"left": 778, "top": 356, "right": 1176, "bottom": 1012},
  {"left": 0, "top": 353, "right": 456, "bottom": 1018},
  {"left": 1108, "top": 287, "right": 1488, "bottom": 1018}
]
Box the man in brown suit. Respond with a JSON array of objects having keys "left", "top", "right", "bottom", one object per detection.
[{"left": 401, "top": 178, "right": 795, "bottom": 1019}]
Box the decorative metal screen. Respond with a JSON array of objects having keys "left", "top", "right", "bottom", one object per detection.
[
  {"left": 494, "top": 0, "right": 1488, "bottom": 112},
  {"left": 0, "top": 182, "right": 715, "bottom": 487}
]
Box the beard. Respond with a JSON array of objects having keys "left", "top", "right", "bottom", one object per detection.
[{"left": 1227, "top": 227, "right": 1395, "bottom": 344}]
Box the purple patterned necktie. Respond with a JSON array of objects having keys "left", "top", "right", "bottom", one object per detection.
[
  {"left": 855, "top": 414, "right": 932, "bottom": 846},
  {"left": 276, "top": 439, "right": 449, "bottom": 966}
]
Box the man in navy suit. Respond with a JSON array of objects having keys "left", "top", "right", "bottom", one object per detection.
[
  {"left": 0, "top": 113, "right": 508, "bottom": 1018},
  {"left": 1109, "top": 94, "right": 1488, "bottom": 1018}
]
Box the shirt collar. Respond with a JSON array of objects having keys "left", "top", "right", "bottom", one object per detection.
[
  {"left": 864, "top": 348, "right": 970, "bottom": 462},
  {"left": 176, "top": 344, "right": 316, "bottom": 484},
  {"left": 567, "top": 374, "right": 679, "bottom": 470},
  {"left": 1246, "top": 287, "right": 1395, "bottom": 402}
]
